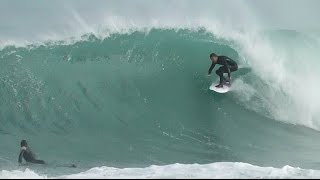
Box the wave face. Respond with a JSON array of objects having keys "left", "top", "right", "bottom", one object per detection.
[
  {"left": 1, "top": 0, "right": 320, "bottom": 178},
  {"left": 1, "top": 29, "right": 320, "bottom": 175}
]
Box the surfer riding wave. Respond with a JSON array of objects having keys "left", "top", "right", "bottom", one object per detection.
[{"left": 207, "top": 53, "right": 238, "bottom": 88}]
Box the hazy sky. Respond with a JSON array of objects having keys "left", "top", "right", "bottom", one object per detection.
[
  {"left": 0, "top": 0, "right": 319, "bottom": 41},
  {"left": 246, "top": 0, "right": 320, "bottom": 29}
]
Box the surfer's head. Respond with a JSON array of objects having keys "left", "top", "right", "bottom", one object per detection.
[
  {"left": 210, "top": 53, "right": 218, "bottom": 63},
  {"left": 20, "top": 140, "right": 28, "bottom": 147}
]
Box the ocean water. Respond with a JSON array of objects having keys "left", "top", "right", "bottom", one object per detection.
[{"left": 1, "top": 0, "right": 320, "bottom": 178}]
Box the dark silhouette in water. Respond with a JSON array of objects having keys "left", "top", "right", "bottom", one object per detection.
[
  {"left": 18, "top": 140, "right": 77, "bottom": 168},
  {"left": 18, "top": 140, "right": 45, "bottom": 165}
]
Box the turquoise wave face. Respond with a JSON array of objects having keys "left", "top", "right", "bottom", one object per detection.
[{"left": 1, "top": 29, "right": 320, "bottom": 175}]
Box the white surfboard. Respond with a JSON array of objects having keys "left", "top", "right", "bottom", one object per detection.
[{"left": 209, "top": 82, "right": 231, "bottom": 93}]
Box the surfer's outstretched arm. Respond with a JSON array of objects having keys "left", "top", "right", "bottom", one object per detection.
[
  {"left": 208, "top": 62, "right": 216, "bottom": 75},
  {"left": 18, "top": 150, "right": 25, "bottom": 164},
  {"left": 31, "top": 159, "right": 46, "bottom": 164}
]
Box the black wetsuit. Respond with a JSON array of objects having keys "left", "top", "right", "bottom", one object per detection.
[
  {"left": 208, "top": 56, "right": 238, "bottom": 85},
  {"left": 18, "top": 147, "right": 45, "bottom": 164}
]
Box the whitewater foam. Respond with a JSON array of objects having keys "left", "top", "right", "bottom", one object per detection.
[{"left": 1, "top": 162, "right": 320, "bottom": 179}]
